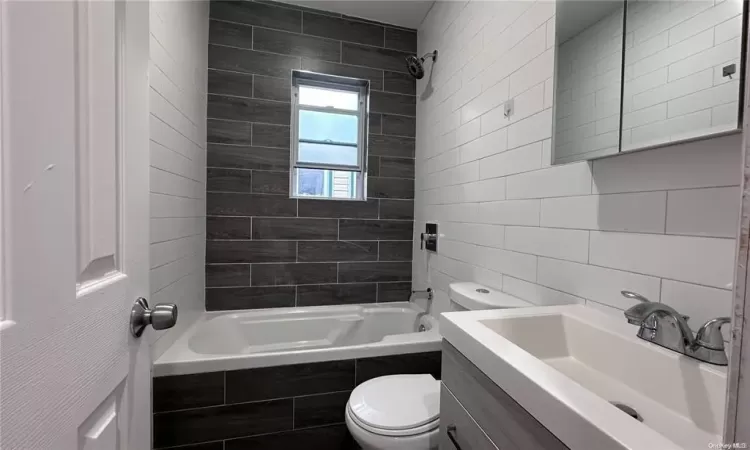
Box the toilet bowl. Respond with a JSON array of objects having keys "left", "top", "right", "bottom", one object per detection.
[
  {"left": 345, "top": 374, "right": 440, "bottom": 450},
  {"left": 345, "top": 283, "right": 532, "bottom": 449}
]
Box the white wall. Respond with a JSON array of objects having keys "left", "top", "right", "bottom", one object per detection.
[
  {"left": 148, "top": 1, "right": 209, "bottom": 358},
  {"left": 414, "top": 0, "right": 741, "bottom": 337},
  {"left": 555, "top": 6, "right": 623, "bottom": 162},
  {"left": 622, "top": 0, "right": 743, "bottom": 149}
]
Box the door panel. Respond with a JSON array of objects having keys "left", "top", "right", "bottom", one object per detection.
[
  {"left": 0, "top": 1, "right": 151, "bottom": 449},
  {"left": 76, "top": 0, "right": 118, "bottom": 285}
]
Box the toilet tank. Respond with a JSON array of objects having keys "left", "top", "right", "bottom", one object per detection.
[{"left": 448, "top": 282, "right": 532, "bottom": 311}]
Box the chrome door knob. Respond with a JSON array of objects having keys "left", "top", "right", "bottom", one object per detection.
[{"left": 130, "top": 297, "right": 178, "bottom": 338}]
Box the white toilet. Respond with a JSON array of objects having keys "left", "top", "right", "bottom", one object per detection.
[{"left": 345, "top": 282, "right": 532, "bottom": 450}]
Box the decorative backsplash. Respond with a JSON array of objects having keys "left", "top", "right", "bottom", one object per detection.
[{"left": 205, "top": 0, "right": 418, "bottom": 311}]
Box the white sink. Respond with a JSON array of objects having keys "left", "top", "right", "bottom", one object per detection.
[{"left": 440, "top": 305, "right": 727, "bottom": 450}]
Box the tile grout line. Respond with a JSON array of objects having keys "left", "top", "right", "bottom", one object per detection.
[
  {"left": 663, "top": 190, "right": 669, "bottom": 233},
  {"left": 207, "top": 41, "right": 415, "bottom": 76}
]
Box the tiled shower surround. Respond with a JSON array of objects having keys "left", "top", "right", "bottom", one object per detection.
[
  {"left": 153, "top": 351, "right": 441, "bottom": 449},
  {"left": 205, "top": 0, "right": 418, "bottom": 311}
]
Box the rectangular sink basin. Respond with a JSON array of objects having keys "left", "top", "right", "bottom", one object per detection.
[{"left": 441, "top": 305, "right": 727, "bottom": 450}]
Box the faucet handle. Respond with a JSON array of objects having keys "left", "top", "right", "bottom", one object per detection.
[
  {"left": 621, "top": 291, "right": 650, "bottom": 302},
  {"left": 621, "top": 291, "right": 690, "bottom": 323},
  {"left": 695, "top": 317, "right": 731, "bottom": 350}
]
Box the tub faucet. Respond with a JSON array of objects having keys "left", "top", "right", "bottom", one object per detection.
[
  {"left": 411, "top": 288, "right": 433, "bottom": 301},
  {"left": 411, "top": 288, "right": 433, "bottom": 329},
  {"left": 621, "top": 291, "right": 730, "bottom": 366}
]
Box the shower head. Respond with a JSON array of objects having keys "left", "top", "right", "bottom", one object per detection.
[{"left": 405, "top": 50, "right": 438, "bottom": 80}]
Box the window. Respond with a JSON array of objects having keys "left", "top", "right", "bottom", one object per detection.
[{"left": 291, "top": 71, "right": 369, "bottom": 200}]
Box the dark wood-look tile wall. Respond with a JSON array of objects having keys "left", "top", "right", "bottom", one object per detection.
[
  {"left": 206, "top": 0, "right": 417, "bottom": 311},
  {"left": 383, "top": 70, "right": 417, "bottom": 95},
  {"left": 253, "top": 27, "right": 342, "bottom": 62},
  {"left": 341, "top": 42, "right": 414, "bottom": 73},
  {"left": 379, "top": 156, "right": 415, "bottom": 178},
  {"left": 297, "top": 241, "right": 378, "bottom": 262},
  {"left": 154, "top": 398, "right": 293, "bottom": 448},
  {"left": 206, "top": 167, "right": 252, "bottom": 193},
  {"left": 302, "top": 13, "right": 385, "bottom": 47},
  {"left": 338, "top": 262, "right": 412, "bottom": 283},
  {"left": 210, "top": 1, "right": 302, "bottom": 33},
  {"left": 368, "top": 176, "right": 415, "bottom": 199},
  {"left": 377, "top": 281, "right": 412, "bottom": 302},
  {"left": 296, "top": 283, "right": 377, "bottom": 306},
  {"left": 208, "top": 70, "right": 254, "bottom": 98},
  {"left": 224, "top": 424, "right": 356, "bottom": 450},
  {"left": 153, "top": 351, "right": 441, "bottom": 449},
  {"left": 251, "top": 123, "right": 290, "bottom": 148},
  {"left": 205, "top": 264, "right": 251, "bottom": 288},
  {"left": 384, "top": 27, "right": 418, "bottom": 53},
  {"left": 208, "top": 19, "right": 254, "bottom": 49},
  {"left": 206, "top": 285, "right": 296, "bottom": 310},
  {"left": 338, "top": 219, "right": 413, "bottom": 240},
  {"left": 208, "top": 45, "right": 300, "bottom": 78},
  {"left": 206, "top": 216, "right": 252, "bottom": 239},
  {"left": 302, "top": 58, "right": 384, "bottom": 90},
  {"left": 380, "top": 199, "right": 415, "bottom": 220},
  {"left": 207, "top": 143, "right": 289, "bottom": 171},
  {"left": 225, "top": 360, "right": 355, "bottom": 403},
  {"left": 253, "top": 75, "right": 291, "bottom": 102},
  {"left": 251, "top": 262, "right": 338, "bottom": 286},
  {"left": 368, "top": 134, "right": 416, "bottom": 158},
  {"left": 207, "top": 119, "right": 252, "bottom": 145},
  {"left": 205, "top": 240, "right": 297, "bottom": 263},
  {"left": 294, "top": 391, "right": 352, "bottom": 428}
]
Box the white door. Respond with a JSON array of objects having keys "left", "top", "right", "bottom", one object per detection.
[{"left": 0, "top": 0, "right": 153, "bottom": 449}]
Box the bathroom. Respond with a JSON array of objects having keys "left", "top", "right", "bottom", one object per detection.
[{"left": 0, "top": 0, "right": 748, "bottom": 449}]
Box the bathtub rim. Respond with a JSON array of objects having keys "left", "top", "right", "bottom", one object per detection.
[{"left": 153, "top": 301, "right": 441, "bottom": 377}]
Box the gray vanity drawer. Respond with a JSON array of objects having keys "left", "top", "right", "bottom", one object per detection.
[
  {"left": 440, "top": 384, "right": 498, "bottom": 450},
  {"left": 441, "top": 340, "right": 569, "bottom": 450}
]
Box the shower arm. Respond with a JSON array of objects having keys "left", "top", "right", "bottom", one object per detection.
[{"left": 421, "top": 51, "right": 438, "bottom": 62}]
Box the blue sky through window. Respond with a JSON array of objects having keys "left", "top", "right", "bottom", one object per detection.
[
  {"left": 299, "top": 110, "right": 358, "bottom": 144},
  {"left": 299, "top": 142, "right": 358, "bottom": 166},
  {"left": 299, "top": 85, "right": 358, "bottom": 110}
]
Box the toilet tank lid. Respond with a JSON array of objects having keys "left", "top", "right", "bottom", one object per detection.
[{"left": 449, "top": 282, "right": 532, "bottom": 310}]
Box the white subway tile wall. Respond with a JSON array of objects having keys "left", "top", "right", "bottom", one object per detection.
[
  {"left": 149, "top": 1, "right": 209, "bottom": 358},
  {"left": 622, "top": 0, "right": 743, "bottom": 149},
  {"left": 414, "top": 0, "right": 741, "bottom": 332}
]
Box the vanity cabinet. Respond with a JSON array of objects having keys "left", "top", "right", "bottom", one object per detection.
[{"left": 439, "top": 341, "right": 569, "bottom": 450}]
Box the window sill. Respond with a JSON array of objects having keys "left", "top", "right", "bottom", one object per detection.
[{"left": 290, "top": 195, "right": 367, "bottom": 202}]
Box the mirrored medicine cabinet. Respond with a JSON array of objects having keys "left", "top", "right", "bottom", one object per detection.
[{"left": 552, "top": 0, "right": 746, "bottom": 165}]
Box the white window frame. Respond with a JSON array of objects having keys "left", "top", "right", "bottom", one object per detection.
[{"left": 290, "top": 70, "right": 369, "bottom": 201}]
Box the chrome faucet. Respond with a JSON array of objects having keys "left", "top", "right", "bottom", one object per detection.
[
  {"left": 621, "top": 291, "right": 731, "bottom": 366},
  {"left": 411, "top": 288, "right": 433, "bottom": 301},
  {"left": 410, "top": 288, "right": 433, "bottom": 330}
]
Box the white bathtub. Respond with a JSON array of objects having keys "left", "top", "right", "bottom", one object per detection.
[{"left": 154, "top": 302, "right": 441, "bottom": 376}]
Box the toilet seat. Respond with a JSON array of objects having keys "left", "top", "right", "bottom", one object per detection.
[
  {"left": 347, "top": 405, "right": 439, "bottom": 437},
  {"left": 347, "top": 374, "right": 440, "bottom": 437}
]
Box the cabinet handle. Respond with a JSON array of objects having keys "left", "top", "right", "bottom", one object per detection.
[{"left": 447, "top": 424, "right": 462, "bottom": 449}]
